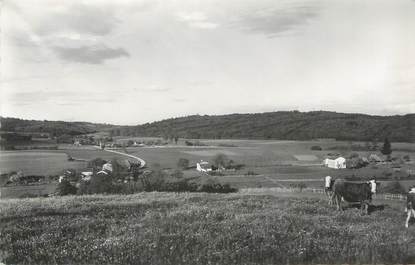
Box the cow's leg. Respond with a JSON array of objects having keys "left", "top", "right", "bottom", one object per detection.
[
  {"left": 362, "top": 202, "right": 369, "bottom": 215},
  {"left": 325, "top": 190, "right": 333, "bottom": 205},
  {"left": 331, "top": 193, "right": 340, "bottom": 210},
  {"left": 406, "top": 210, "right": 412, "bottom": 228},
  {"left": 328, "top": 191, "right": 333, "bottom": 205},
  {"left": 335, "top": 194, "right": 342, "bottom": 211}
]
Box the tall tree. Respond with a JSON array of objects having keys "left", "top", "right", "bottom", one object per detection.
[{"left": 381, "top": 137, "right": 392, "bottom": 160}]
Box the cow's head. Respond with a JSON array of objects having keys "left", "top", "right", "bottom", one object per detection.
[{"left": 368, "top": 179, "right": 378, "bottom": 194}]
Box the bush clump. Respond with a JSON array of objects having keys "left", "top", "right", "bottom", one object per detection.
[
  {"left": 197, "top": 182, "right": 237, "bottom": 193},
  {"left": 177, "top": 158, "right": 190, "bottom": 170},
  {"left": 55, "top": 179, "right": 77, "bottom": 196},
  {"left": 310, "top": 145, "right": 322, "bottom": 151}
]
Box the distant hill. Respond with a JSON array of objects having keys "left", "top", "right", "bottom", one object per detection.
[
  {"left": 110, "top": 111, "right": 415, "bottom": 142},
  {"left": 2, "top": 111, "right": 414, "bottom": 142},
  {"left": 0, "top": 117, "right": 115, "bottom": 137}
]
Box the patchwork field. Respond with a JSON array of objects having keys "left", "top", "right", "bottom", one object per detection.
[
  {"left": 0, "top": 191, "right": 414, "bottom": 265},
  {"left": 1, "top": 139, "right": 414, "bottom": 193}
]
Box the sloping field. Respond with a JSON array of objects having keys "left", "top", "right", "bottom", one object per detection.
[
  {"left": 0, "top": 183, "right": 57, "bottom": 198},
  {"left": 0, "top": 149, "right": 141, "bottom": 177},
  {"left": 0, "top": 191, "right": 414, "bottom": 264},
  {"left": 0, "top": 151, "right": 86, "bottom": 175},
  {"left": 182, "top": 149, "right": 240, "bottom": 157},
  {"left": 293, "top": 155, "right": 318, "bottom": 161}
]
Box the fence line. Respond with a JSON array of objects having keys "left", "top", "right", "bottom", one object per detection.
[
  {"left": 304, "top": 188, "right": 407, "bottom": 201},
  {"left": 240, "top": 187, "right": 407, "bottom": 201}
]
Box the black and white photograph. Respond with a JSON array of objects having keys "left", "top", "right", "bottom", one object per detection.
[{"left": 1, "top": 0, "right": 415, "bottom": 264}]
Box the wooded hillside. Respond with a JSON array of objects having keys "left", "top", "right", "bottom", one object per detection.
[
  {"left": 2, "top": 111, "right": 413, "bottom": 142},
  {"left": 0, "top": 117, "right": 114, "bottom": 137},
  {"left": 111, "top": 111, "right": 414, "bottom": 142}
]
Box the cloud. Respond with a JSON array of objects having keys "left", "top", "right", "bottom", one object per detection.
[
  {"left": 52, "top": 45, "right": 130, "bottom": 64},
  {"left": 141, "top": 86, "right": 171, "bottom": 93},
  {"left": 177, "top": 11, "right": 219, "bottom": 29},
  {"left": 31, "top": 3, "right": 121, "bottom": 37},
  {"left": 231, "top": 2, "right": 319, "bottom": 37},
  {"left": 10, "top": 90, "right": 114, "bottom": 106},
  {"left": 3, "top": 1, "right": 132, "bottom": 65}
]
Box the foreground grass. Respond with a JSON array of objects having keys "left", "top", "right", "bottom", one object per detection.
[{"left": 1, "top": 192, "right": 415, "bottom": 264}]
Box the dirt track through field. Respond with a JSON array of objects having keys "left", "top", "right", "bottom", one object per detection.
[
  {"left": 97, "top": 148, "right": 146, "bottom": 168},
  {"left": 263, "top": 176, "right": 288, "bottom": 188}
]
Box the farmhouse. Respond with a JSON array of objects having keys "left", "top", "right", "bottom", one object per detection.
[
  {"left": 81, "top": 171, "right": 93, "bottom": 181},
  {"left": 196, "top": 161, "right": 212, "bottom": 172},
  {"left": 324, "top": 157, "right": 346, "bottom": 169},
  {"left": 102, "top": 162, "right": 113, "bottom": 172}
]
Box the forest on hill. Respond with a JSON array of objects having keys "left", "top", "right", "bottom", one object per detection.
[
  {"left": 0, "top": 117, "right": 114, "bottom": 137},
  {"left": 2, "top": 111, "right": 414, "bottom": 142},
  {"left": 110, "top": 111, "right": 415, "bottom": 142}
]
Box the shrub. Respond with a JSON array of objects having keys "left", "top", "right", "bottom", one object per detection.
[
  {"left": 171, "top": 169, "right": 184, "bottom": 179},
  {"left": 310, "top": 145, "right": 322, "bottom": 151},
  {"left": 346, "top": 158, "right": 368, "bottom": 169},
  {"left": 217, "top": 143, "right": 237, "bottom": 147},
  {"left": 140, "top": 164, "right": 167, "bottom": 191},
  {"left": 289, "top": 182, "right": 307, "bottom": 191},
  {"left": 212, "top": 153, "right": 230, "bottom": 168},
  {"left": 177, "top": 158, "right": 190, "bottom": 169},
  {"left": 380, "top": 181, "right": 406, "bottom": 194},
  {"left": 87, "top": 158, "right": 107, "bottom": 170},
  {"left": 112, "top": 182, "right": 144, "bottom": 194},
  {"left": 348, "top": 152, "right": 359, "bottom": 159},
  {"left": 197, "top": 179, "right": 237, "bottom": 193},
  {"left": 78, "top": 173, "right": 119, "bottom": 195},
  {"left": 208, "top": 171, "right": 225, "bottom": 176},
  {"left": 184, "top": 140, "right": 206, "bottom": 146},
  {"left": 245, "top": 170, "right": 258, "bottom": 176},
  {"left": 403, "top": 155, "right": 411, "bottom": 162},
  {"left": 382, "top": 170, "right": 393, "bottom": 178},
  {"left": 163, "top": 179, "right": 198, "bottom": 192},
  {"left": 55, "top": 179, "right": 77, "bottom": 195}
]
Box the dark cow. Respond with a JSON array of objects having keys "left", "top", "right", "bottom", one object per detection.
[
  {"left": 331, "top": 179, "right": 378, "bottom": 214},
  {"left": 405, "top": 190, "right": 415, "bottom": 228}
]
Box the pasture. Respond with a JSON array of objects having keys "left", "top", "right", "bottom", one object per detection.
[{"left": 0, "top": 191, "right": 414, "bottom": 264}]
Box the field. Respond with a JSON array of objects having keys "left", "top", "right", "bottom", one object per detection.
[
  {"left": 122, "top": 139, "right": 415, "bottom": 188},
  {"left": 1, "top": 139, "right": 414, "bottom": 197},
  {"left": 0, "top": 151, "right": 86, "bottom": 176},
  {"left": 1, "top": 191, "right": 414, "bottom": 264},
  {"left": 0, "top": 148, "right": 139, "bottom": 176}
]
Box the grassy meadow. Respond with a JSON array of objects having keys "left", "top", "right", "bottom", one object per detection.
[{"left": 0, "top": 191, "right": 414, "bottom": 264}]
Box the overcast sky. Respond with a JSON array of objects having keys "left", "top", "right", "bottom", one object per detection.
[{"left": 1, "top": 0, "right": 415, "bottom": 125}]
